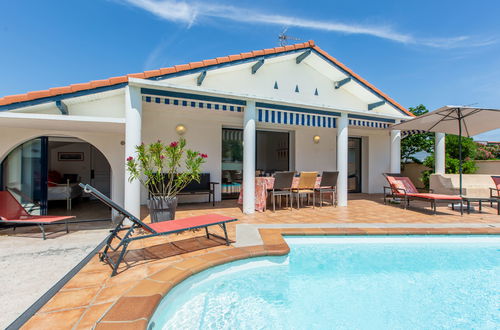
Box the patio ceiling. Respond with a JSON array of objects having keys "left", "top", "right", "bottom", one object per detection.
[{"left": 0, "top": 112, "right": 125, "bottom": 133}]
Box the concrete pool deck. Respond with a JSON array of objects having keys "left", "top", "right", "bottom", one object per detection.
[{"left": 7, "top": 194, "right": 500, "bottom": 329}]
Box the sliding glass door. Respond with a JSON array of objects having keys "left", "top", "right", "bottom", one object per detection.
[{"left": 1, "top": 137, "right": 48, "bottom": 214}]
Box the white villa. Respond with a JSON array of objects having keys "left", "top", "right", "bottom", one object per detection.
[{"left": 0, "top": 41, "right": 414, "bottom": 219}]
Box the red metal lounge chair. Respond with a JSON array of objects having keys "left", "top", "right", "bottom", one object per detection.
[
  {"left": 0, "top": 191, "right": 74, "bottom": 239},
  {"left": 383, "top": 173, "right": 463, "bottom": 215},
  {"left": 80, "top": 184, "right": 238, "bottom": 276}
]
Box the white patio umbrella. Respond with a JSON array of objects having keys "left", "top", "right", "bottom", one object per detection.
[{"left": 390, "top": 106, "right": 500, "bottom": 195}]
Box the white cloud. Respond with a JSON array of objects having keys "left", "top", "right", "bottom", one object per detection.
[{"left": 119, "top": 0, "right": 495, "bottom": 49}]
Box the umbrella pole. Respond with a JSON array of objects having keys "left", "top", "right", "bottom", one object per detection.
[{"left": 458, "top": 110, "right": 463, "bottom": 197}]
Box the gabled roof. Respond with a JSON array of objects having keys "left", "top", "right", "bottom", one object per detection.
[{"left": 0, "top": 41, "right": 413, "bottom": 116}]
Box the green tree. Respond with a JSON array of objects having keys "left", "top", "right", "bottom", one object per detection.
[
  {"left": 401, "top": 104, "right": 434, "bottom": 164},
  {"left": 421, "top": 134, "right": 477, "bottom": 188}
]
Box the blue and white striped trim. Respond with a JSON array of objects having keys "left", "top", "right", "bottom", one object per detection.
[
  {"left": 143, "top": 95, "right": 244, "bottom": 112},
  {"left": 257, "top": 108, "right": 337, "bottom": 128},
  {"left": 349, "top": 119, "right": 391, "bottom": 129},
  {"left": 401, "top": 129, "right": 427, "bottom": 138}
]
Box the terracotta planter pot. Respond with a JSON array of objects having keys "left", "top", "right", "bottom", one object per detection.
[{"left": 148, "top": 196, "right": 177, "bottom": 222}]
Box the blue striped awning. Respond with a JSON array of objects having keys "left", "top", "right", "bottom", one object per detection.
[
  {"left": 258, "top": 108, "right": 337, "bottom": 128},
  {"left": 143, "top": 95, "right": 244, "bottom": 112},
  {"left": 349, "top": 119, "right": 391, "bottom": 129}
]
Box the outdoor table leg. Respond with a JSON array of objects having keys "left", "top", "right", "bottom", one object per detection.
[
  {"left": 467, "top": 200, "right": 470, "bottom": 214},
  {"left": 479, "top": 200, "right": 482, "bottom": 213}
]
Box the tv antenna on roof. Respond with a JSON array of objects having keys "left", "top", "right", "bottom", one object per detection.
[{"left": 278, "top": 28, "right": 300, "bottom": 46}]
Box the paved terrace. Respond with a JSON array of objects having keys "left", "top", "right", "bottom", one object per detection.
[{"left": 7, "top": 194, "right": 499, "bottom": 329}]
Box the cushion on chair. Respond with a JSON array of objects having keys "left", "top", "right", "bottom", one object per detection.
[
  {"left": 387, "top": 176, "right": 418, "bottom": 194},
  {"left": 394, "top": 192, "right": 462, "bottom": 200}
]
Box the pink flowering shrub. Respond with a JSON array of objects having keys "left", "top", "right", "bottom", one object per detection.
[{"left": 126, "top": 137, "right": 207, "bottom": 198}]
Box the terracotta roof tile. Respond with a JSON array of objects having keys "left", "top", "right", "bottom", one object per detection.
[
  {"left": 127, "top": 73, "right": 146, "bottom": 79},
  {"left": 202, "top": 59, "right": 217, "bottom": 66},
  {"left": 108, "top": 76, "right": 128, "bottom": 84},
  {"left": 70, "top": 83, "right": 91, "bottom": 92},
  {"left": 240, "top": 52, "right": 253, "bottom": 59},
  {"left": 0, "top": 40, "right": 410, "bottom": 115},
  {"left": 143, "top": 70, "right": 161, "bottom": 78},
  {"left": 49, "top": 86, "right": 72, "bottom": 95},
  {"left": 188, "top": 61, "right": 204, "bottom": 69},
  {"left": 27, "top": 90, "right": 51, "bottom": 99},
  {"left": 90, "top": 80, "right": 111, "bottom": 88},
  {"left": 216, "top": 56, "right": 230, "bottom": 64},
  {"left": 228, "top": 54, "right": 242, "bottom": 61},
  {"left": 171, "top": 64, "right": 187, "bottom": 72},
  {"left": 159, "top": 67, "right": 175, "bottom": 75}
]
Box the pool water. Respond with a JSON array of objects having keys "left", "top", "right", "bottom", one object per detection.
[{"left": 149, "top": 236, "right": 500, "bottom": 329}]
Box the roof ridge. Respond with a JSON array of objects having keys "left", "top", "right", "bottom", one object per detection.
[{"left": 0, "top": 39, "right": 412, "bottom": 117}]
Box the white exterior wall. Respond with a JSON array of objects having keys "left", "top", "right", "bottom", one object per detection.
[
  {"left": 366, "top": 132, "right": 391, "bottom": 193},
  {"left": 293, "top": 126, "right": 336, "bottom": 172}
]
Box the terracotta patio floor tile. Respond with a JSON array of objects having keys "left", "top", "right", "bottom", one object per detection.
[
  {"left": 22, "top": 308, "right": 86, "bottom": 330},
  {"left": 124, "top": 279, "right": 172, "bottom": 297},
  {"left": 63, "top": 270, "right": 110, "bottom": 290},
  {"left": 149, "top": 267, "right": 192, "bottom": 284},
  {"left": 95, "top": 319, "right": 149, "bottom": 329},
  {"left": 100, "top": 295, "right": 161, "bottom": 322},
  {"left": 40, "top": 287, "right": 101, "bottom": 313},
  {"left": 75, "top": 302, "right": 113, "bottom": 330},
  {"left": 93, "top": 282, "right": 139, "bottom": 304}
]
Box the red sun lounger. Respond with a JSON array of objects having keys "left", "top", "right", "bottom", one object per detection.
[
  {"left": 80, "top": 184, "right": 238, "bottom": 276},
  {"left": 0, "top": 191, "right": 74, "bottom": 239},
  {"left": 383, "top": 173, "right": 463, "bottom": 215}
]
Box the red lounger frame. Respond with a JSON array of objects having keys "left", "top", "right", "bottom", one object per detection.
[
  {"left": 0, "top": 191, "right": 74, "bottom": 239},
  {"left": 383, "top": 174, "right": 463, "bottom": 215},
  {"left": 80, "top": 183, "right": 238, "bottom": 276}
]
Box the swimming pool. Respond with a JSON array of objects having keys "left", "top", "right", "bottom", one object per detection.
[{"left": 149, "top": 236, "right": 500, "bottom": 329}]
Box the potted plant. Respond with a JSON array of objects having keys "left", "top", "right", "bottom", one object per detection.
[{"left": 126, "top": 138, "right": 207, "bottom": 222}]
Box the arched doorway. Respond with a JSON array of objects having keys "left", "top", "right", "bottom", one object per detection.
[{"left": 1, "top": 136, "right": 112, "bottom": 221}]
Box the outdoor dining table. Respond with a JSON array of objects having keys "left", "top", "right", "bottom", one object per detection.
[{"left": 237, "top": 176, "right": 323, "bottom": 212}]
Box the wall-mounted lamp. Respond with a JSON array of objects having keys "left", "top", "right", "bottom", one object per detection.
[
  {"left": 313, "top": 135, "right": 320, "bottom": 144},
  {"left": 175, "top": 124, "right": 187, "bottom": 135}
]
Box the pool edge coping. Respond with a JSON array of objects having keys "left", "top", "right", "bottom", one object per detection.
[{"left": 93, "top": 226, "right": 500, "bottom": 329}]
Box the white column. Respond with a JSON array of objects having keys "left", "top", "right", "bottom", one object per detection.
[
  {"left": 435, "top": 132, "right": 446, "bottom": 174},
  {"left": 243, "top": 100, "right": 256, "bottom": 214},
  {"left": 390, "top": 129, "right": 401, "bottom": 173},
  {"left": 337, "top": 113, "right": 348, "bottom": 207},
  {"left": 124, "top": 85, "right": 142, "bottom": 218}
]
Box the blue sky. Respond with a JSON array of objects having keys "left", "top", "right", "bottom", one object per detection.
[{"left": 1, "top": 0, "right": 499, "bottom": 140}]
